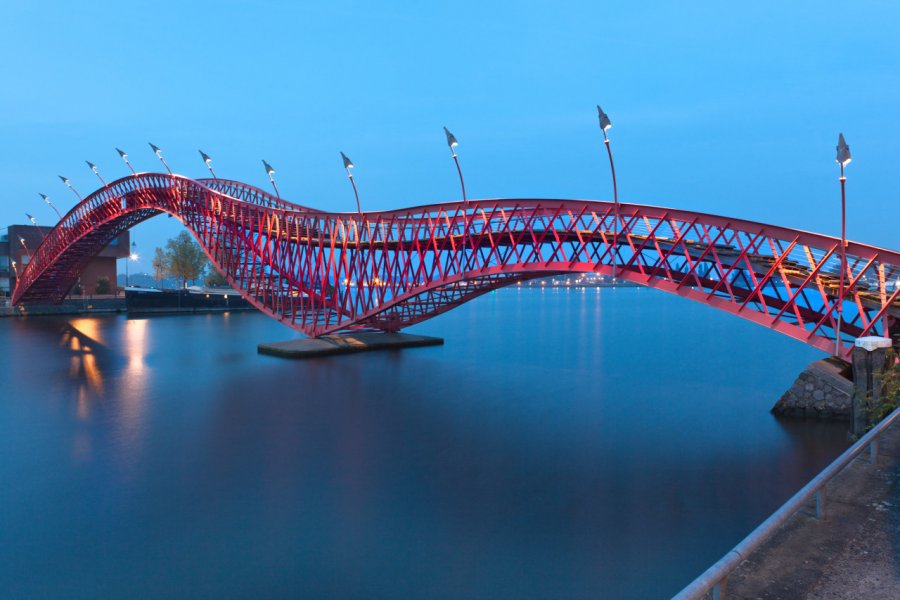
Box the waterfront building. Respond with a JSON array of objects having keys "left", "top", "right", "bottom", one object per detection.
[{"left": 0, "top": 224, "right": 130, "bottom": 298}]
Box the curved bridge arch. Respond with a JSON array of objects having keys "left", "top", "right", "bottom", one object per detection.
[{"left": 13, "top": 173, "right": 899, "bottom": 359}]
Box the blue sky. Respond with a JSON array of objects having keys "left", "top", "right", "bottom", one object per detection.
[{"left": 1, "top": 0, "right": 897, "bottom": 273}]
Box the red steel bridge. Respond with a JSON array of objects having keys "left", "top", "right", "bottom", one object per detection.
[{"left": 12, "top": 173, "right": 899, "bottom": 359}]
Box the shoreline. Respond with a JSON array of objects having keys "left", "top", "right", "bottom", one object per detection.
[{"left": 0, "top": 298, "right": 257, "bottom": 319}]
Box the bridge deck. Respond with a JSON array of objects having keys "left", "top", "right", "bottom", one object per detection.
[{"left": 12, "top": 173, "right": 898, "bottom": 356}]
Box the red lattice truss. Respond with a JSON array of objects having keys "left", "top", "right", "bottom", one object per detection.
[{"left": 12, "top": 174, "right": 900, "bottom": 358}]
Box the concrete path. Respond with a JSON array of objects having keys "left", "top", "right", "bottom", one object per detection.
[{"left": 724, "top": 421, "right": 900, "bottom": 599}]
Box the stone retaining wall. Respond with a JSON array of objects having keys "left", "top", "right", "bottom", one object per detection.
[
  {"left": 0, "top": 298, "right": 125, "bottom": 317},
  {"left": 772, "top": 357, "right": 854, "bottom": 419}
]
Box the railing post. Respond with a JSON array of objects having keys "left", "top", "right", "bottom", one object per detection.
[
  {"left": 712, "top": 577, "right": 728, "bottom": 600},
  {"left": 815, "top": 488, "right": 827, "bottom": 520},
  {"left": 870, "top": 436, "right": 879, "bottom": 464}
]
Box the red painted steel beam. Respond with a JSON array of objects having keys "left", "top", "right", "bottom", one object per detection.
[{"left": 12, "top": 173, "right": 900, "bottom": 358}]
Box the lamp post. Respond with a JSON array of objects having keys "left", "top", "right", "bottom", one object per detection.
[
  {"left": 25, "top": 213, "right": 46, "bottom": 242},
  {"left": 86, "top": 161, "right": 108, "bottom": 187},
  {"left": 597, "top": 104, "right": 619, "bottom": 281},
  {"left": 835, "top": 133, "right": 851, "bottom": 356},
  {"left": 38, "top": 194, "right": 63, "bottom": 221},
  {"left": 58, "top": 175, "right": 83, "bottom": 201},
  {"left": 262, "top": 160, "right": 279, "bottom": 198},
  {"left": 17, "top": 237, "right": 32, "bottom": 274},
  {"left": 443, "top": 127, "right": 467, "bottom": 203},
  {"left": 199, "top": 150, "right": 217, "bottom": 179},
  {"left": 125, "top": 240, "right": 138, "bottom": 288},
  {"left": 340, "top": 152, "right": 362, "bottom": 215},
  {"left": 149, "top": 143, "right": 173, "bottom": 175},
  {"left": 116, "top": 147, "right": 137, "bottom": 175}
]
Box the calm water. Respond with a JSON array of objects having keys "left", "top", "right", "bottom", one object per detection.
[{"left": 0, "top": 288, "right": 849, "bottom": 599}]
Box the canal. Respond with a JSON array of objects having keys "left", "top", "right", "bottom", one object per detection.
[{"left": 0, "top": 287, "right": 849, "bottom": 598}]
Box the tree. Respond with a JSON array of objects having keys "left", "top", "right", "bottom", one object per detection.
[
  {"left": 204, "top": 265, "right": 229, "bottom": 288},
  {"left": 164, "top": 230, "right": 207, "bottom": 288},
  {"left": 152, "top": 247, "right": 170, "bottom": 287},
  {"left": 95, "top": 276, "right": 111, "bottom": 295}
]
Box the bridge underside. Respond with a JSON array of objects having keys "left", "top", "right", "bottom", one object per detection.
[{"left": 13, "top": 174, "right": 899, "bottom": 359}]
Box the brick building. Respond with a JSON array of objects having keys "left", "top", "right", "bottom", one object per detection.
[{"left": 0, "top": 225, "right": 130, "bottom": 298}]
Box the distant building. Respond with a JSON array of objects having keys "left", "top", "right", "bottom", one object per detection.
[{"left": 0, "top": 225, "right": 130, "bottom": 298}]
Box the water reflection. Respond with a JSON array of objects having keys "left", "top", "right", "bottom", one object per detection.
[
  {"left": 45, "top": 317, "right": 152, "bottom": 473},
  {"left": 117, "top": 318, "right": 150, "bottom": 470},
  {"left": 0, "top": 292, "right": 852, "bottom": 599},
  {"left": 59, "top": 320, "right": 109, "bottom": 416}
]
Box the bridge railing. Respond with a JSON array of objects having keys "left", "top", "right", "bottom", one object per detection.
[{"left": 672, "top": 404, "right": 900, "bottom": 600}]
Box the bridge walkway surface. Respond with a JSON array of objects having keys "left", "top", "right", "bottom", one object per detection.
[{"left": 720, "top": 421, "right": 900, "bottom": 599}]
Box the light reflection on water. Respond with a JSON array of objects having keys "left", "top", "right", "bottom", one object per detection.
[{"left": 0, "top": 289, "right": 849, "bottom": 599}]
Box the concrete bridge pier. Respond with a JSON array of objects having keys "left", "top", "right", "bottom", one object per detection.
[
  {"left": 851, "top": 336, "right": 894, "bottom": 436},
  {"left": 258, "top": 331, "right": 444, "bottom": 358}
]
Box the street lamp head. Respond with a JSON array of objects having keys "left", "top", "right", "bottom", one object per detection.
[
  {"left": 444, "top": 127, "right": 459, "bottom": 148},
  {"left": 58, "top": 175, "right": 70, "bottom": 186},
  {"left": 116, "top": 147, "right": 128, "bottom": 159},
  {"left": 39, "top": 193, "right": 50, "bottom": 202},
  {"left": 130, "top": 252, "right": 139, "bottom": 261},
  {"left": 86, "top": 161, "right": 99, "bottom": 174},
  {"left": 597, "top": 105, "right": 612, "bottom": 131},
  {"left": 26, "top": 213, "right": 36, "bottom": 225},
  {"left": 836, "top": 133, "right": 851, "bottom": 167},
  {"left": 149, "top": 142, "right": 164, "bottom": 159},
  {"left": 262, "top": 159, "right": 275, "bottom": 176},
  {"left": 340, "top": 152, "right": 354, "bottom": 170},
  {"left": 199, "top": 150, "right": 213, "bottom": 165}
]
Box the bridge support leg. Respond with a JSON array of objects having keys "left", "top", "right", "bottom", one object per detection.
[{"left": 850, "top": 337, "right": 893, "bottom": 436}]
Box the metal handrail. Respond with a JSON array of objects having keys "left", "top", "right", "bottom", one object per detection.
[{"left": 673, "top": 404, "right": 900, "bottom": 600}]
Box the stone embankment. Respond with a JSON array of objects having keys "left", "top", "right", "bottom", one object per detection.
[
  {"left": 1, "top": 297, "right": 256, "bottom": 318},
  {"left": 0, "top": 297, "right": 126, "bottom": 317},
  {"left": 772, "top": 357, "right": 854, "bottom": 419}
]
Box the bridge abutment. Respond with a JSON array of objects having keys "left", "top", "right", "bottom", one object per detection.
[
  {"left": 773, "top": 358, "right": 854, "bottom": 420},
  {"left": 773, "top": 337, "right": 894, "bottom": 436}
]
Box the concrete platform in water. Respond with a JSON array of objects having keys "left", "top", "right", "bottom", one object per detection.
[{"left": 258, "top": 332, "right": 444, "bottom": 359}]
